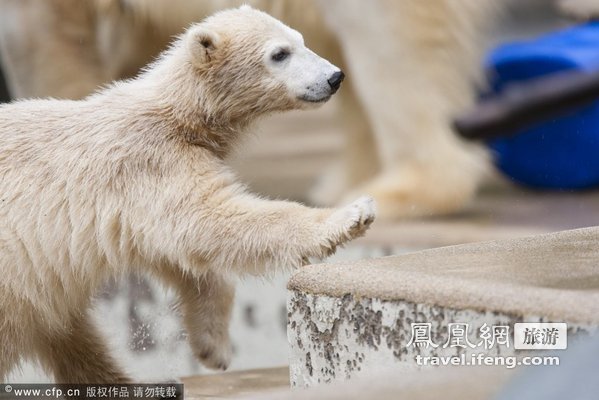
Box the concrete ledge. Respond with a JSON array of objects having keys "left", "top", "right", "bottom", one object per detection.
[
  {"left": 290, "top": 227, "right": 599, "bottom": 324},
  {"left": 287, "top": 227, "right": 599, "bottom": 386}
]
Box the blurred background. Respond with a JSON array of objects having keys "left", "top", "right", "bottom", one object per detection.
[{"left": 2, "top": 0, "right": 599, "bottom": 382}]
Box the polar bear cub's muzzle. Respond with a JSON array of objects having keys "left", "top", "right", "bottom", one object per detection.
[
  {"left": 289, "top": 48, "right": 344, "bottom": 104},
  {"left": 265, "top": 29, "right": 345, "bottom": 105}
]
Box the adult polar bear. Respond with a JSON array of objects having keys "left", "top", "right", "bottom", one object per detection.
[
  {"left": 0, "top": 6, "right": 375, "bottom": 382},
  {"left": 0, "top": 0, "right": 596, "bottom": 218}
]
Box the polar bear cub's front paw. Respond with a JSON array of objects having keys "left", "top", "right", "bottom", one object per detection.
[
  {"left": 328, "top": 196, "right": 376, "bottom": 242},
  {"left": 296, "top": 197, "right": 376, "bottom": 265}
]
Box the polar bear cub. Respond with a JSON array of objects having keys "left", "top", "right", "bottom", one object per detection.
[{"left": 0, "top": 6, "right": 375, "bottom": 382}]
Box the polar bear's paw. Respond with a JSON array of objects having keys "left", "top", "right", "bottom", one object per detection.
[
  {"left": 342, "top": 158, "right": 485, "bottom": 219},
  {"left": 191, "top": 333, "right": 233, "bottom": 371},
  {"left": 327, "top": 196, "right": 376, "bottom": 243},
  {"left": 342, "top": 196, "right": 376, "bottom": 237}
]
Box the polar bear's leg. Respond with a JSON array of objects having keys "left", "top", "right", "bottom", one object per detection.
[
  {"left": 558, "top": 0, "right": 599, "bottom": 19},
  {"left": 0, "top": 324, "right": 19, "bottom": 381},
  {"left": 316, "top": 0, "right": 497, "bottom": 218},
  {"left": 0, "top": 0, "right": 108, "bottom": 99},
  {"left": 158, "top": 268, "right": 234, "bottom": 371},
  {"left": 36, "top": 313, "right": 130, "bottom": 383},
  {"left": 165, "top": 194, "right": 376, "bottom": 272}
]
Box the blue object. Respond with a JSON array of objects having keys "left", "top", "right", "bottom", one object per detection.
[{"left": 487, "top": 22, "right": 599, "bottom": 189}]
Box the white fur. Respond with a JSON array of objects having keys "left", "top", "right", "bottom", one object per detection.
[
  {"left": 0, "top": 7, "right": 374, "bottom": 382},
  {"left": 260, "top": 23, "right": 340, "bottom": 104}
]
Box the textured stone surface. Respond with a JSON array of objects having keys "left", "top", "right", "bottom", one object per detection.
[
  {"left": 288, "top": 292, "right": 593, "bottom": 387},
  {"left": 289, "top": 227, "right": 599, "bottom": 324},
  {"left": 287, "top": 227, "right": 599, "bottom": 386}
]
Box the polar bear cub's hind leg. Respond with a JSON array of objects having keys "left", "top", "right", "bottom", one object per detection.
[
  {"left": 34, "top": 313, "right": 131, "bottom": 384},
  {"left": 0, "top": 317, "right": 21, "bottom": 382}
]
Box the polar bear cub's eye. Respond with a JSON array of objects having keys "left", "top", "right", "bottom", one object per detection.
[{"left": 271, "top": 48, "right": 290, "bottom": 62}]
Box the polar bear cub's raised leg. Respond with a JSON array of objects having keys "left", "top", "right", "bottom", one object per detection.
[{"left": 163, "top": 193, "right": 377, "bottom": 273}]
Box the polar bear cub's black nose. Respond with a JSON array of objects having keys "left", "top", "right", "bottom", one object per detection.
[{"left": 327, "top": 71, "right": 345, "bottom": 93}]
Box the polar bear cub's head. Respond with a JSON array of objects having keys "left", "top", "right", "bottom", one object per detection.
[{"left": 184, "top": 6, "right": 344, "bottom": 116}]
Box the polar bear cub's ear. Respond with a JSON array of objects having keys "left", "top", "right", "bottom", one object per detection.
[{"left": 187, "top": 26, "right": 221, "bottom": 68}]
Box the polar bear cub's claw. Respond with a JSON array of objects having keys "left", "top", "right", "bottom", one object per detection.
[
  {"left": 345, "top": 195, "right": 376, "bottom": 235},
  {"left": 328, "top": 196, "right": 376, "bottom": 243}
]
